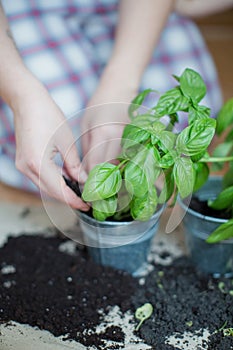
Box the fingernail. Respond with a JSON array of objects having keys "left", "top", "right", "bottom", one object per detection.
[
  {"left": 81, "top": 204, "right": 90, "bottom": 211},
  {"left": 78, "top": 169, "right": 88, "bottom": 183}
]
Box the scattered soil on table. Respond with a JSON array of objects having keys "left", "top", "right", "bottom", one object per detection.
[{"left": 0, "top": 234, "right": 233, "bottom": 350}]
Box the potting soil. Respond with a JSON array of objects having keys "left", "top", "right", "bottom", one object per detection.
[{"left": 0, "top": 234, "right": 232, "bottom": 349}]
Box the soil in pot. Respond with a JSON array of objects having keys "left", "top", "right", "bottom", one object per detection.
[
  {"left": 0, "top": 234, "right": 233, "bottom": 350},
  {"left": 189, "top": 196, "right": 232, "bottom": 220}
]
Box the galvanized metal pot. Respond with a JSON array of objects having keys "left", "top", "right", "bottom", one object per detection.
[
  {"left": 179, "top": 176, "right": 233, "bottom": 278},
  {"left": 78, "top": 205, "right": 165, "bottom": 276}
]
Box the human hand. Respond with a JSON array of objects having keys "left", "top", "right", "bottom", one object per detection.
[
  {"left": 81, "top": 69, "right": 137, "bottom": 172},
  {"left": 13, "top": 81, "right": 89, "bottom": 210}
]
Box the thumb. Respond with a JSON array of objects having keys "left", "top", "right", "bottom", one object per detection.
[{"left": 61, "top": 142, "right": 88, "bottom": 184}]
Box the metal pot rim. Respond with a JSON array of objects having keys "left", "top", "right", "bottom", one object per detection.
[{"left": 78, "top": 203, "right": 165, "bottom": 228}]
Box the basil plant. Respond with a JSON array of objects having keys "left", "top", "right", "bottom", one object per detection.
[{"left": 82, "top": 68, "right": 233, "bottom": 240}]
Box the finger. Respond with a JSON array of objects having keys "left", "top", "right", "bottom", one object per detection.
[
  {"left": 85, "top": 132, "right": 107, "bottom": 172},
  {"left": 81, "top": 127, "right": 90, "bottom": 161},
  {"left": 56, "top": 131, "right": 88, "bottom": 184},
  {"left": 39, "top": 161, "right": 90, "bottom": 210}
]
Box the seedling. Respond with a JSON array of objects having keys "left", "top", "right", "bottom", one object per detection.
[
  {"left": 135, "top": 303, "right": 153, "bottom": 331},
  {"left": 186, "top": 321, "right": 193, "bottom": 327},
  {"left": 218, "top": 281, "right": 226, "bottom": 294},
  {"left": 223, "top": 328, "right": 233, "bottom": 337}
]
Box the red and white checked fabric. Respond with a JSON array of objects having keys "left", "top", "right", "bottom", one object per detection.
[{"left": 0, "top": 0, "right": 222, "bottom": 191}]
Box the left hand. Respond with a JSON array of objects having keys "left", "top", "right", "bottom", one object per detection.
[{"left": 81, "top": 67, "right": 137, "bottom": 172}]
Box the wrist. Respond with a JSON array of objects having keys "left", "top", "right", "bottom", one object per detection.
[
  {"left": 101, "top": 58, "right": 143, "bottom": 93},
  {"left": 3, "top": 69, "right": 46, "bottom": 112}
]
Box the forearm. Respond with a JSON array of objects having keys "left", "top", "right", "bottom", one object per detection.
[
  {"left": 175, "top": 0, "right": 233, "bottom": 18},
  {"left": 106, "top": 0, "right": 174, "bottom": 88},
  {"left": 0, "top": 2, "right": 40, "bottom": 109}
]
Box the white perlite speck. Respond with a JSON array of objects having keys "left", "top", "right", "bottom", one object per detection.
[
  {"left": 58, "top": 241, "right": 77, "bottom": 255},
  {"left": 1, "top": 265, "right": 16, "bottom": 274}
]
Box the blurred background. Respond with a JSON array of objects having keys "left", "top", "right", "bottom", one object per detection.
[
  {"left": 195, "top": 8, "right": 233, "bottom": 101},
  {"left": 1, "top": 8, "right": 233, "bottom": 204}
]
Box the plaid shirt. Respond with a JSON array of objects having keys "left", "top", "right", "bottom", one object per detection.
[{"left": 0, "top": 0, "right": 222, "bottom": 191}]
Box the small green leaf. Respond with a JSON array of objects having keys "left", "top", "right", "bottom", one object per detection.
[
  {"left": 124, "top": 145, "right": 160, "bottom": 198},
  {"left": 135, "top": 303, "right": 153, "bottom": 331},
  {"left": 208, "top": 186, "right": 233, "bottom": 210},
  {"left": 223, "top": 164, "right": 233, "bottom": 188},
  {"left": 92, "top": 195, "right": 118, "bottom": 221},
  {"left": 216, "top": 98, "right": 233, "bottom": 135},
  {"left": 191, "top": 150, "right": 207, "bottom": 162},
  {"left": 188, "top": 105, "right": 211, "bottom": 124},
  {"left": 218, "top": 281, "right": 226, "bottom": 294},
  {"left": 159, "top": 152, "right": 175, "bottom": 169},
  {"left": 193, "top": 162, "right": 209, "bottom": 192},
  {"left": 223, "top": 328, "right": 233, "bottom": 337},
  {"left": 226, "top": 127, "right": 233, "bottom": 143},
  {"left": 82, "top": 163, "right": 122, "bottom": 202},
  {"left": 121, "top": 124, "right": 150, "bottom": 150},
  {"left": 128, "top": 89, "right": 155, "bottom": 119},
  {"left": 180, "top": 68, "right": 206, "bottom": 103},
  {"left": 154, "top": 87, "right": 189, "bottom": 116},
  {"left": 176, "top": 118, "right": 216, "bottom": 156},
  {"left": 211, "top": 142, "right": 233, "bottom": 171},
  {"left": 213, "top": 142, "right": 233, "bottom": 158},
  {"left": 157, "top": 131, "right": 176, "bottom": 152},
  {"left": 173, "top": 157, "right": 195, "bottom": 198},
  {"left": 130, "top": 187, "right": 158, "bottom": 221},
  {"left": 159, "top": 168, "right": 175, "bottom": 203},
  {"left": 207, "top": 219, "right": 233, "bottom": 243},
  {"left": 124, "top": 161, "right": 148, "bottom": 197}
]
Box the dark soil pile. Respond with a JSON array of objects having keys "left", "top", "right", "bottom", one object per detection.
[{"left": 0, "top": 234, "right": 233, "bottom": 350}]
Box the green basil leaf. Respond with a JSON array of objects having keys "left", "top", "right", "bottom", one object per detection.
[
  {"left": 188, "top": 105, "right": 211, "bottom": 124},
  {"left": 131, "top": 187, "right": 158, "bottom": 221},
  {"left": 120, "top": 144, "right": 142, "bottom": 159},
  {"left": 121, "top": 124, "right": 150, "bottom": 149},
  {"left": 124, "top": 144, "right": 160, "bottom": 197},
  {"left": 132, "top": 114, "right": 160, "bottom": 127},
  {"left": 213, "top": 141, "right": 233, "bottom": 158},
  {"left": 225, "top": 127, "right": 233, "bottom": 143},
  {"left": 223, "top": 163, "right": 233, "bottom": 188},
  {"left": 191, "top": 150, "right": 207, "bottom": 162},
  {"left": 211, "top": 141, "right": 233, "bottom": 171},
  {"left": 172, "top": 74, "right": 180, "bottom": 82},
  {"left": 180, "top": 68, "right": 206, "bottom": 103},
  {"left": 157, "top": 131, "right": 176, "bottom": 152},
  {"left": 176, "top": 118, "right": 216, "bottom": 156},
  {"left": 208, "top": 186, "right": 233, "bottom": 210},
  {"left": 206, "top": 219, "right": 233, "bottom": 243},
  {"left": 82, "top": 163, "right": 122, "bottom": 201},
  {"left": 159, "top": 153, "right": 175, "bottom": 169},
  {"left": 113, "top": 188, "right": 132, "bottom": 221},
  {"left": 137, "top": 145, "right": 161, "bottom": 183},
  {"left": 193, "top": 162, "right": 209, "bottom": 192},
  {"left": 121, "top": 117, "right": 165, "bottom": 150},
  {"left": 124, "top": 161, "right": 148, "bottom": 197},
  {"left": 173, "top": 157, "right": 195, "bottom": 198},
  {"left": 159, "top": 168, "right": 175, "bottom": 203},
  {"left": 216, "top": 98, "right": 233, "bottom": 135},
  {"left": 154, "top": 87, "right": 189, "bottom": 116},
  {"left": 92, "top": 195, "right": 118, "bottom": 221},
  {"left": 128, "top": 89, "right": 155, "bottom": 119}
]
